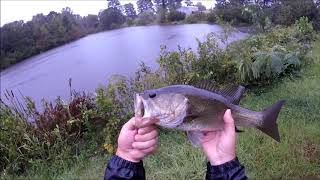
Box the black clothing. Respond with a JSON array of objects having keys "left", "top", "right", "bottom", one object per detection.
[
  {"left": 206, "top": 158, "right": 247, "bottom": 180},
  {"left": 104, "top": 155, "right": 247, "bottom": 180},
  {"left": 104, "top": 155, "right": 145, "bottom": 180}
]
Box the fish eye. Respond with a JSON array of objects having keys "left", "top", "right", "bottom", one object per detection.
[{"left": 149, "top": 93, "right": 156, "bottom": 98}]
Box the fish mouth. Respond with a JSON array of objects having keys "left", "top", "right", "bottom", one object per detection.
[{"left": 134, "top": 93, "right": 145, "bottom": 117}]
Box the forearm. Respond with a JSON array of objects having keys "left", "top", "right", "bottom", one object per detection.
[
  {"left": 104, "top": 155, "right": 146, "bottom": 180},
  {"left": 206, "top": 157, "right": 247, "bottom": 180}
]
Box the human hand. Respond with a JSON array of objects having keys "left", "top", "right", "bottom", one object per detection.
[
  {"left": 200, "top": 109, "right": 236, "bottom": 165},
  {"left": 116, "top": 117, "right": 159, "bottom": 162}
]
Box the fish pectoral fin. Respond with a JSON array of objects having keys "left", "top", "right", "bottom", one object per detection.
[{"left": 187, "top": 131, "right": 203, "bottom": 147}]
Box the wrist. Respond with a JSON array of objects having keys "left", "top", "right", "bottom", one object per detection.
[
  {"left": 208, "top": 154, "right": 236, "bottom": 166},
  {"left": 116, "top": 148, "right": 140, "bottom": 163}
]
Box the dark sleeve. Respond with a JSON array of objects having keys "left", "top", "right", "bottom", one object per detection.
[
  {"left": 206, "top": 158, "right": 247, "bottom": 180},
  {"left": 104, "top": 155, "right": 145, "bottom": 180}
]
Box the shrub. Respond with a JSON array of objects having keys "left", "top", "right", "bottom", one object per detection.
[
  {"left": 135, "top": 12, "right": 156, "bottom": 25},
  {"left": 185, "top": 12, "right": 207, "bottom": 24},
  {"left": 125, "top": 17, "right": 135, "bottom": 26},
  {"left": 294, "top": 16, "right": 315, "bottom": 42},
  {"left": 0, "top": 88, "right": 117, "bottom": 175},
  {"left": 167, "top": 10, "right": 186, "bottom": 22},
  {"left": 207, "top": 10, "right": 217, "bottom": 23}
]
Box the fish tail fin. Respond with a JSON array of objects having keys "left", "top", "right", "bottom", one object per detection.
[{"left": 257, "top": 100, "right": 286, "bottom": 142}]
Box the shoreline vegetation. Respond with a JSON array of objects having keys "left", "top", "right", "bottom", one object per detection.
[
  {"left": 1, "top": 16, "right": 319, "bottom": 178},
  {"left": 1, "top": 0, "right": 319, "bottom": 70},
  {"left": 1, "top": 0, "right": 320, "bottom": 179}
]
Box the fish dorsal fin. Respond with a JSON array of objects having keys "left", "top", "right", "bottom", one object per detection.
[
  {"left": 219, "top": 85, "right": 245, "bottom": 105},
  {"left": 194, "top": 81, "right": 245, "bottom": 104},
  {"left": 194, "top": 81, "right": 220, "bottom": 93}
]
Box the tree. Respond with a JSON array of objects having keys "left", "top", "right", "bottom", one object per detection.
[
  {"left": 184, "top": 0, "right": 193, "bottom": 6},
  {"left": 271, "top": 0, "right": 317, "bottom": 25},
  {"left": 0, "top": 7, "right": 92, "bottom": 69},
  {"left": 153, "top": 0, "right": 182, "bottom": 11},
  {"left": 83, "top": 14, "right": 99, "bottom": 33},
  {"left": 196, "top": 2, "right": 206, "bottom": 11},
  {"left": 107, "top": 0, "right": 121, "bottom": 9},
  {"left": 216, "top": 0, "right": 229, "bottom": 9},
  {"left": 124, "top": 3, "right": 137, "bottom": 18},
  {"left": 99, "top": 7, "right": 125, "bottom": 30},
  {"left": 167, "top": 0, "right": 182, "bottom": 10},
  {"left": 254, "top": 0, "right": 275, "bottom": 7},
  {"left": 137, "top": 0, "right": 154, "bottom": 14},
  {"left": 153, "top": 0, "right": 167, "bottom": 22}
]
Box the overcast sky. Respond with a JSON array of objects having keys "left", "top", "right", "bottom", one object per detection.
[{"left": 1, "top": 0, "right": 216, "bottom": 26}]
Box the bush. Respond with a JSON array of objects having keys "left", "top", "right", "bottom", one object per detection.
[
  {"left": 0, "top": 85, "right": 125, "bottom": 175},
  {"left": 207, "top": 10, "right": 217, "bottom": 23},
  {"left": 294, "top": 16, "right": 315, "bottom": 42},
  {"left": 185, "top": 12, "right": 207, "bottom": 24},
  {"left": 125, "top": 17, "right": 135, "bottom": 26},
  {"left": 167, "top": 10, "right": 186, "bottom": 22},
  {"left": 146, "top": 25, "right": 314, "bottom": 87},
  {"left": 135, "top": 12, "right": 156, "bottom": 25}
]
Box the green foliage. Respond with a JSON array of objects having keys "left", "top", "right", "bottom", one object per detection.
[
  {"left": 0, "top": 6, "right": 126, "bottom": 70},
  {"left": 215, "top": 0, "right": 251, "bottom": 25},
  {"left": 214, "top": 0, "right": 319, "bottom": 29},
  {"left": 185, "top": 12, "right": 208, "bottom": 24},
  {"left": 195, "top": 2, "right": 206, "bottom": 11},
  {"left": 167, "top": 10, "right": 186, "bottom": 22},
  {"left": 271, "top": 0, "right": 317, "bottom": 26},
  {"left": 124, "top": 3, "right": 137, "bottom": 18},
  {"left": 98, "top": 7, "right": 125, "bottom": 30},
  {"left": 0, "top": 9, "right": 89, "bottom": 69},
  {"left": 152, "top": 24, "right": 314, "bottom": 87},
  {"left": 0, "top": 80, "right": 130, "bottom": 175},
  {"left": 294, "top": 16, "right": 315, "bottom": 42},
  {"left": 207, "top": 10, "right": 217, "bottom": 23},
  {"left": 230, "top": 22, "right": 315, "bottom": 86},
  {"left": 135, "top": 11, "right": 156, "bottom": 25},
  {"left": 137, "top": 0, "right": 154, "bottom": 14},
  {"left": 107, "top": 0, "right": 120, "bottom": 9}
]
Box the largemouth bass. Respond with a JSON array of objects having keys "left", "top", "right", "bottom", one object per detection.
[{"left": 134, "top": 84, "right": 285, "bottom": 146}]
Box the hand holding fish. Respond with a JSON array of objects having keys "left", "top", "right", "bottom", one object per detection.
[
  {"left": 200, "top": 109, "right": 236, "bottom": 165},
  {"left": 116, "top": 117, "right": 159, "bottom": 162}
]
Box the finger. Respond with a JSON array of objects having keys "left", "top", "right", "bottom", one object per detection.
[
  {"left": 138, "top": 125, "right": 157, "bottom": 135},
  {"left": 132, "top": 138, "right": 158, "bottom": 150},
  {"left": 125, "top": 117, "right": 139, "bottom": 130},
  {"left": 141, "top": 145, "right": 157, "bottom": 154},
  {"left": 223, "top": 109, "right": 235, "bottom": 133},
  {"left": 135, "top": 129, "right": 158, "bottom": 141},
  {"left": 135, "top": 117, "right": 159, "bottom": 128}
]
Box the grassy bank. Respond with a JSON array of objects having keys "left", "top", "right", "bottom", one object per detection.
[{"left": 18, "top": 37, "right": 319, "bottom": 180}]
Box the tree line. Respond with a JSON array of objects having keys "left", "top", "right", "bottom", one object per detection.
[{"left": 1, "top": 0, "right": 319, "bottom": 70}]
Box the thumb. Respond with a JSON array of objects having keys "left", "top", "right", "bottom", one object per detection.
[{"left": 223, "top": 109, "right": 235, "bottom": 133}]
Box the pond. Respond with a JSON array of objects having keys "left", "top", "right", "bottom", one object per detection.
[{"left": 0, "top": 24, "right": 248, "bottom": 105}]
